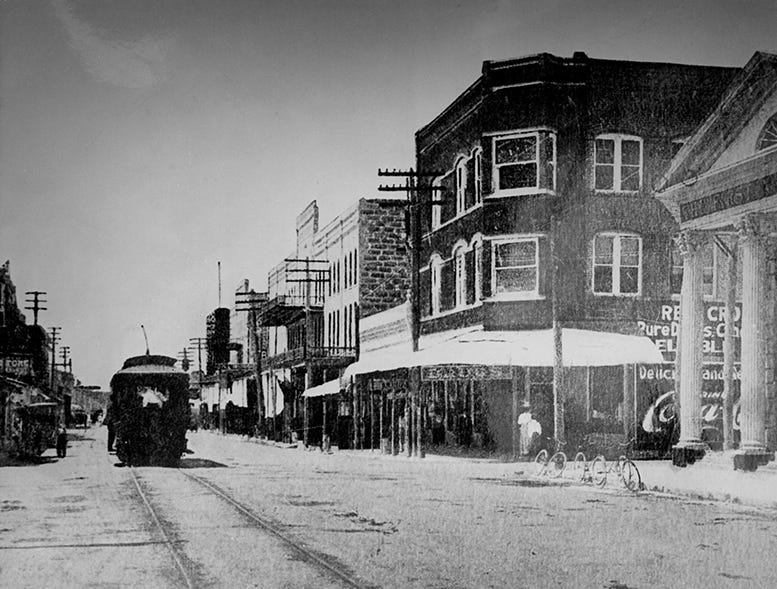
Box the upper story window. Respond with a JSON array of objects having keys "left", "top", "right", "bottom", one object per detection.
[
  {"left": 594, "top": 134, "right": 642, "bottom": 192},
  {"left": 473, "top": 148, "right": 483, "bottom": 204},
  {"left": 430, "top": 254, "right": 442, "bottom": 316},
  {"left": 431, "top": 177, "right": 443, "bottom": 230},
  {"left": 593, "top": 233, "right": 641, "bottom": 296},
  {"left": 757, "top": 113, "right": 777, "bottom": 152},
  {"left": 492, "top": 131, "right": 556, "bottom": 197},
  {"left": 492, "top": 238, "right": 539, "bottom": 297},
  {"left": 670, "top": 241, "right": 715, "bottom": 298},
  {"left": 454, "top": 243, "right": 467, "bottom": 308},
  {"left": 456, "top": 158, "right": 467, "bottom": 215}
]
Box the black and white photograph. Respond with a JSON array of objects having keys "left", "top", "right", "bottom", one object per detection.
[{"left": 2, "top": 1, "right": 777, "bottom": 587}]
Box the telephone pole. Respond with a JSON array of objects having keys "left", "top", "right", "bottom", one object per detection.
[
  {"left": 377, "top": 168, "right": 444, "bottom": 459},
  {"left": 48, "top": 326, "right": 62, "bottom": 389},
  {"left": 60, "top": 346, "right": 71, "bottom": 373},
  {"left": 236, "top": 290, "right": 270, "bottom": 438},
  {"left": 24, "top": 291, "right": 47, "bottom": 325},
  {"left": 190, "top": 336, "right": 207, "bottom": 424},
  {"left": 177, "top": 348, "right": 192, "bottom": 372}
]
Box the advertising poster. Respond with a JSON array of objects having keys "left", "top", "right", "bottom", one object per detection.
[{"left": 635, "top": 301, "right": 741, "bottom": 456}]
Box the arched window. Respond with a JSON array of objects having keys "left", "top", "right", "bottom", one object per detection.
[
  {"left": 456, "top": 158, "right": 467, "bottom": 215},
  {"left": 472, "top": 148, "right": 483, "bottom": 204},
  {"left": 592, "top": 233, "right": 642, "bottom": 295},
  {"left": 594, "top": 134, "right": 643, "bottom": 192},
  {"left": 431, "top": 177, "right": 443, "bottom": 230},
  {"left": 757, "top": 112, "right": 777, "bottom": 152},
  {"left": 454, "top": 242, "right": 468, "bottom": 308},
  {"left": 430, "top": 254, "right": 442, "bottom": 315}
]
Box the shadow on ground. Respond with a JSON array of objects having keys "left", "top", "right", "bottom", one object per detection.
[
  {"left": 0, "top": 454, "right": 60, "bottom": 467},
  {"left": 178, "top": 457, "right": 229, "bottom": 468}
]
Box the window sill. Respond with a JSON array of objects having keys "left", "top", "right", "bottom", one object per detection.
[
  {"left": 487, "top": 188, "right": 556, "bottom": 199},
  {"left": 485, "top": 293, "right": 545, "bottom": 302},
  {"left": 425, "top": 202, "right": 484, "bottom": 238},
  {"left": 423, "top": 300, "right": 484, "bottom": 322},
  {"left": 591, "top": 292, "right": 641, "bottom": 298},
  {"left": 592, "top": 189, "right": 642, "bottom": 195}
]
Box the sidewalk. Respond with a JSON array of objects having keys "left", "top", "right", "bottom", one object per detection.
[
  {"left": 634, "top": 452, "right": 777, "bottom": 509},
  {"left": 205, "top": 430, "right": 777, "bottom": 510}
]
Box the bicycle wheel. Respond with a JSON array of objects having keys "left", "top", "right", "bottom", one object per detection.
[
  {"left": 619, "top": 458, "right": 642, "bottom": 492},
  {"left": 591, "top": 455, "right": 607, "bottom": 486},
  {"left": 572, "top": 452, "right": 587, "bottom": 481},
  {"left": 534, "top": 449, "right": 549, "bottom": 476},
  {"left": 548, "top": 451, "right": 567, "bottom": 478}
]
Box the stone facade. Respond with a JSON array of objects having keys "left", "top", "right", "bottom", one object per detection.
[{"left": 358, "top": 199, "right": 409, "bottom": 319}]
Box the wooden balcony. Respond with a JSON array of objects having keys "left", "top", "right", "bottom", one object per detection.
[
  {"left": 265, "top": 346, "right": 357, "bottom": 369},
  {"left": 257, "top": 294, "right": 324, "bottom": 326}
]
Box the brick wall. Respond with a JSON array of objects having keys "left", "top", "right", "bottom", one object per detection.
[{"left": 358, "top": 200, "right": 409, "bottom": 319}]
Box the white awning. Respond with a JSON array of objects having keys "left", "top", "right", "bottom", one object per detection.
[
  {"left": 302, "top": 378, "right": 342, "bottom": 398},
  {"left": 342, "top": 328, "right": 663, "bottom": 378}
]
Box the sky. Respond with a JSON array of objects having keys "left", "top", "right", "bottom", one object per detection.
[{"left": 1, "top": 0, "right": 775, "bottom": 389}]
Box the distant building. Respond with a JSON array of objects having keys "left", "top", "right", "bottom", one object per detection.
[{"left": 258, "top": 199, "right": 408, "bottom": 446}]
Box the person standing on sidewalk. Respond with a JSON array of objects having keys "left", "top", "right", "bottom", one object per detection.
[{"left": 518, "top": 402, "right": 542, "bottom": 457}]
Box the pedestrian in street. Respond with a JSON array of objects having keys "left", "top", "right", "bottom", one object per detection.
[
  {"left": 104, "top": 403, "right": 116, "bottom": 452},
  {"left": 56, "top": 424, "right": 68, "bottom": 458}
]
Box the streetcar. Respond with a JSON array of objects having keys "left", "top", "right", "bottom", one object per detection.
[{"left": 109, "top": 353, "right": 189, "bottom": 466}]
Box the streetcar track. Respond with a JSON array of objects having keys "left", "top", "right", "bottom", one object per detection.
[
  {"left": 0, "top": 540, "right": 176, "bottom": 550},
  {"left": 177, "top": 468, "right": 369, "bottom": 589},
  {"left": 129, "top": 467, "right": 196, "bottom": 589}
]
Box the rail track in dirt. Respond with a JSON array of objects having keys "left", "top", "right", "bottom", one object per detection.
[{"left": 127, "top": 463, "right": 369, "bottom": 589}]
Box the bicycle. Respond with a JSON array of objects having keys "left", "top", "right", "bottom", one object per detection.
[
  {"left": 571, "top": 435, "right": 643, "bottom": 492},
  {"left": 533, "top": 439, "right": 568, "bottom": 478}
]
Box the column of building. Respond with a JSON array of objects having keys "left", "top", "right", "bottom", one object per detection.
[
  {"left": 673, "top": 230, "right": 708, "bottom": 466},
  {"left": 733, "top": 213, "right": 775, "bottom": 470}
]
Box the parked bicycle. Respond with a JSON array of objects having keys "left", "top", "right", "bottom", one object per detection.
[
  {"left": 571, "top": 434, "right": 643, "bottom": 492},
  {"left": 534, "top": 439, "right": 568, "bottom": 478}
]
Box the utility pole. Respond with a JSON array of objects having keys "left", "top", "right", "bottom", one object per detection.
[
  {"left": 59, "top": 346, "right": 71, "bottom": 373},
  {"left": 24, "top": 291, "right": 47, "bottom": 325},
  {"left": 190, "top": 336, "right": 207, "bottom": 425},
  {"left": 377, "top": 168, "right": 444, "bottom": 459},
  {"left": 236, "top": 290, "right": 269, "bottom": 438},
  {"left": 177, "top": 348, "right": 192, "bottom": 372},
  {"left": 550, "top": 215, "right": 565, "bottom": 447},
  {"left": 48, "top": 326, "right": 62, "bottom": 390},
  {"left": 286, "top": 258, "right": 329, "bottom": 447}
]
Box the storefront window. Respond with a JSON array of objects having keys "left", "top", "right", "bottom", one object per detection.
[{"left": 588, "top": 366, "right": 624, "bottom": 432}]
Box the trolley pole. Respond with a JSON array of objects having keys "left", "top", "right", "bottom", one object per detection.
[{"left": 377, "top": 168, "right": 444, "bottom": 459}]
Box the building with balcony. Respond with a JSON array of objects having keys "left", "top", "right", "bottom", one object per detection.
[{"left": 259, "top": 199, "right": 408, "bottom": 445}]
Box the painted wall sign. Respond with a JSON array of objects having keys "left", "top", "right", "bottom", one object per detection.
[
  {"left": 422, "top": 364, "right": 512, "bottom": 381},
  {"left": 635, "top": 301, "right": 741, "bottom": 452},
  {"left": 1, "top": 355, "right": 32, "bottom": 378}
]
